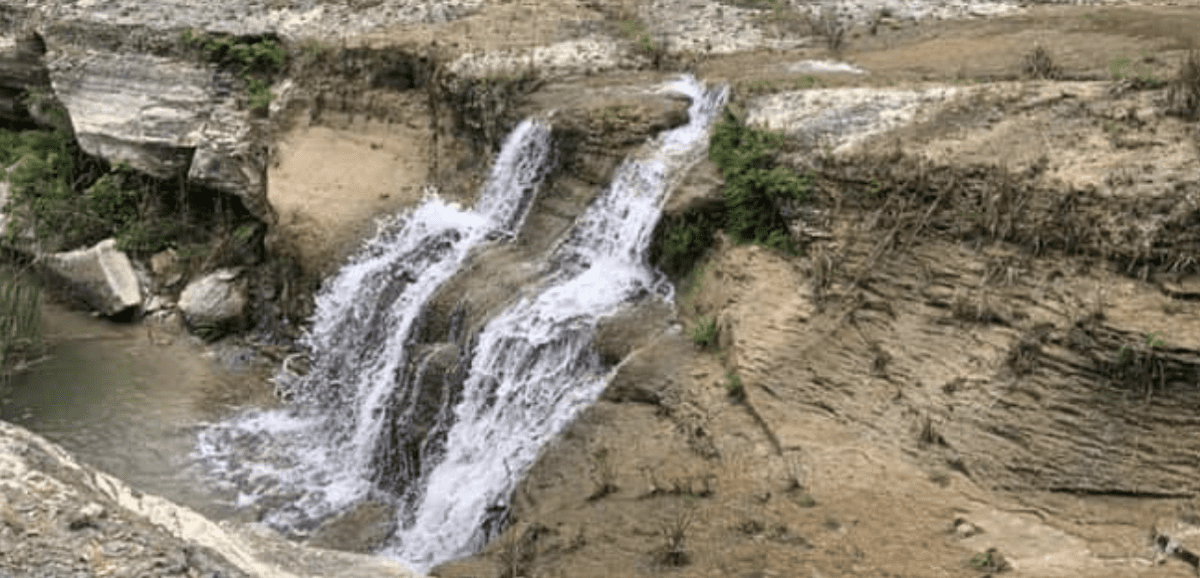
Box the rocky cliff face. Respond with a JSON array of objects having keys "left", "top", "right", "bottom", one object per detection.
[{"left": 0, "top": 0, "right": 484, "bottom": 227}]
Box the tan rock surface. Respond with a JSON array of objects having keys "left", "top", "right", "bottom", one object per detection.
[{"left": 267, "top": 113, "right": 440, "bottom": 275}]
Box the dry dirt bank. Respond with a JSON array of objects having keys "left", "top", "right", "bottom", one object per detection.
[{"left": 431, "top": 2, "right": 1200, "bottom": 577}]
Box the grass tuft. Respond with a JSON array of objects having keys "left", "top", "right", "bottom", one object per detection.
[
  {"left": 0, "top": 266, "right": 41, "bottom": 377},
  {"left": 1022, "top": 45, "right": 1061, "bottom": 80},
  {"left": 690, "top": 315, "right": 719, "bottom": 349}
]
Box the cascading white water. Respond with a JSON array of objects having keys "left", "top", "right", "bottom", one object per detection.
[
  {"left": 197, "top": 75, "right": 726, "bottom": 572},
  {"left": 196, "top": 119, "right": 553, "bottom": 530},
  {"left": 387, "top": 76, "right": 726, "bottom": 569}
]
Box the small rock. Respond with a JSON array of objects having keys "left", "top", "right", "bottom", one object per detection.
[
  {"left": 68, "top": 502, "right": 106, "bottom": 530},
  {"left": 953, "top": 517, "right": 982, "bottom": 538}
]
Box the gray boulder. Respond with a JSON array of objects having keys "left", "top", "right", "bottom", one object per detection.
[
  {"left": 40, "top": 238, "right": 141, "bottom": 316},
  {"left": 178, "top": 268, "right": 249, "bottom": 339}
]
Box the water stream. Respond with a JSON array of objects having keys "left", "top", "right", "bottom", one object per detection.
[
  {"left": 197, "top": 75, "right": 726, "bottom": 571},
  {"left": 0, "top": 301, "right": 271, "bottom": 522}
]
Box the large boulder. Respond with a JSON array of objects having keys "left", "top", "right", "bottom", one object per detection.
[
  {"left": 40, "top": 238, "right": 141, "bottom": 317},
  {"left": 178, "top": 268, "right": 249, "bottom": 339}
]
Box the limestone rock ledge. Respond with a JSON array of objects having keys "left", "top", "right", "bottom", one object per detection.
[
  {"left": 0, "top": 0, "right": 484, "bottom": 225},
  {"left": 0, "top": 419, "right": 422, "bottom": 578}
]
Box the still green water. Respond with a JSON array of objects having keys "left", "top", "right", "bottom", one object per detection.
[{"left": 0, "top": 300, "right": 275, "bottom": 521}]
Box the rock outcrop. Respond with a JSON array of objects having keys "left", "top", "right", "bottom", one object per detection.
[
  {"left": 0, "top": 0, "right": 487, "bottom": 227},
  {"left": 179, "top": 268, "right": 249, "bottom": 339},
  {"left": 39, "top": 238, "right": 141, "bottom": 317},
  {"left": 0, "top": 420, "right": 421, "bottom": 578}
]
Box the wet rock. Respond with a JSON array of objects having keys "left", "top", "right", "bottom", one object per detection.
[
  {"left": 306, "top": 500, "right": 397, "bottom": 554},
  {"left": 0, "top": 421, "right": 250, "bottom": 578},
  {"left": 593, "top": 299, "right": 673, "bottom": 366},
  {"left": 40, "top": 238, "right": 142, "bottom": 317},
  {"left": 178, "top": 268, "right": 249, "bottom": 340}
]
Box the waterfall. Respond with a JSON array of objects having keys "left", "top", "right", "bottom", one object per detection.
[
  {"left": 196, "top": 120, "right": 553, "bottom": 530},
  {"left": 196, "top": 75, "right": 726, "bottom": 572},
  {"left": 387, "top": 76, "right": 726, "bottom": 568}
]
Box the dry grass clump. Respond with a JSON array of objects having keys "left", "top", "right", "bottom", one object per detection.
[
  {"left": 1166, "top": 49, "right": 1200, "bottom": 118},
  {"left": 654, "top": 507, "right": 696, "bottom": 567},
  {"left": 1022, "top": 45, "right": 1061, "bottom": 80},
  {"left": 811, "top": 3, "right": 846, "bottom": 51}
]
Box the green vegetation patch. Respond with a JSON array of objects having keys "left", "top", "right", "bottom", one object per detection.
[
  {"left": 0, "top": 130, "right": 168, "bottom": 254},
  {"left": 690, "top": 315, "right": 718, "bottom": 349},
  {"left": 652, "top": 202, "right": 725, "bottom": 279},
  {"left": 181, "top": 29, "right": 287, "bottom": 113},
  {"left": 708, "top": 108, "right": 808, "bottom": 250},
  {"left": 0, "top": 128, "right": 261, "bottom": 266},
  {"left": 651, "top": 108, "right": 809, "bottom": 281}
]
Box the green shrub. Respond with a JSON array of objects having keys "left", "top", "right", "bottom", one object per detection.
[
  {"left": 245, "top": 78, "right": 273, "bottom": 112},
  {"left": 651, "top": 109, "right": 808, "bottom": 281},
  {"left": 653, "top": 204, "right": 724, "bottom": 278},
  {"left": 0, "top": 128, "right": 250, "bottom": 259},
  {"left": 1, "top": 129, "right": 96, "bottom": 249},
  {"left": 3, "top": 143, "right": 168, "bottom": 253},
  {"left": 182, "top": 30, "right": 286, "bottom": 112},
  {"left": 690, "top": 315, "right": 718, "bottom": 348},
  {"left": 709, "top": 108, "right": 808, "bottom": 250},
  {"left": 724, "top": 370, "right": 744, "bottom": 400}
]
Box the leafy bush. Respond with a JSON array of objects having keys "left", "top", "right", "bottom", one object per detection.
[
  {"left": 0, "top": 128, "right": 256, "bottom": 261},
  {"left": 0, "top": 129, "right": 94, "bottom": 249},
  {"left": 651, "top": 109, "right": 808, "bottom": 280},
  {"left": 1, "top": 139, "right": 176, "bottom": 253}
]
